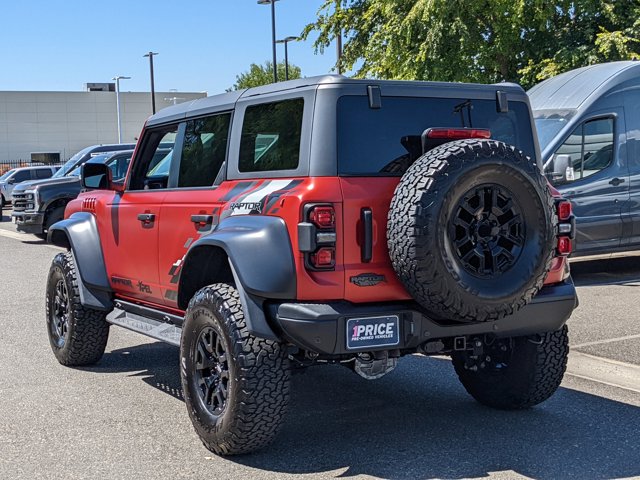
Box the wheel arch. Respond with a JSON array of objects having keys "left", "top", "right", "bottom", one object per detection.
[
  {"left": 48, "top": 212, "right": 112, "bottom": 311},
  {"left": 177, "top": 215, "right": 296, "bottom": 340}
]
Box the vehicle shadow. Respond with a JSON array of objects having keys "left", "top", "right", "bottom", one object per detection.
[
  {"left": 571, "top": 255, "right": 640, "bottom": 287},
  {"left": 92, "top": 342, "right": 640, "bottom": 480}
]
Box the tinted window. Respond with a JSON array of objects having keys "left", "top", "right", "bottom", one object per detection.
[
  {"left": 179, "top": 113, "right": 231, "bottom": 187},
  {"left": 337, "top": 96, "right": 536, "bottom": 175},
  {"left": 35, "top": 168, "right": 53, "bottom": 179},
  {"left": 129, "top": 127, "right": 178, "bottom": 190},
  {"left": 13, "top": 170, "right": 31, "bottom": 182},
  {"left": 239, "top": 98, "right": 303, "bottom": 172},
  {"left": 546, "top": 117, "right": 614, "bottom": 184}
]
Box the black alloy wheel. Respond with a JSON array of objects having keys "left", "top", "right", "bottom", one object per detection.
[
  {"left": 450, "top": 184, "right": 525, "bottom": 278},
  {"left": 51, "top": 278, "right": 70, "bottom": 348},
  {"left": 194, "top": 326, "right": 230, "bottom": 417}
]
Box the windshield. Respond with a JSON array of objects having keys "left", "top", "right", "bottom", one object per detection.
[
  {"left": 533, "top": 109, "right": 576, "bottom": 151},
  {"left": 53, "top": 146, "right": 95, "bottom": 178},
  {"left": 0, "top": 169, "right": 16, "bottom": 182}
]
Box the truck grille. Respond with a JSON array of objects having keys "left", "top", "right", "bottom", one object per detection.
[{"left": 12, "top": 192, "right": 33, "bottom": 212}]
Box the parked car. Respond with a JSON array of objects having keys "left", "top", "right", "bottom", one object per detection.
[
  {"left": 46, "top": 76, "right": 576, "bottom": 455},
  {"left": 0, "top": 166, "right": 57, "bottom": 209},
  {"left": 529, "top": 60, "right": 640, "bottom": 256},
  {"left": 10, "top": 143, "right": 135, "bottom": 238}
]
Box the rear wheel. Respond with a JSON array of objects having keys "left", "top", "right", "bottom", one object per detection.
[
  {"left": 387, "top": 139, "right": 556, "bottom": 322},
  {"left": 451, "top": 326, "right": 569, "bottom": 409},
  {"left": 180, "top": 283, "right": 290, "bottom": 455},
  {"left": 46, "top": 252, "right": 110, "bottom": 366}
]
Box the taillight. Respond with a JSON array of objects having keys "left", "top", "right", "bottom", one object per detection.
[
  {"left": 425, "top": 128, "right": 491, "bottom": 140},
  {"left": 557, "top": 200, "right": 572, "bottom": 221},
  {"left": 309, "top": 205, "right": 335, "bottom": 229},
  {"left": 557, "top": 236, "right": 572, "bottom": 255},
  {"left": 311, "top": 247, "right": 335, "bottom": 268},
  {"left": 299, "top": 203, "right": 337, "bottom": 271}
]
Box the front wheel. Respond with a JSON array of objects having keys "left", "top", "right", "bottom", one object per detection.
[
  {"left": 180, "top": 283, "right": 290, "bottom": 455},
  {"left": 452, "top": 326, "right": 569, "bottom": 409},
  {"left": 46, "top": 252, "right": 110, "bottom": 366}
]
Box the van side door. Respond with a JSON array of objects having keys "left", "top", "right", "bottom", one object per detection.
[{"left": 553, "top": 111, "right": 629, "bottom": 254}]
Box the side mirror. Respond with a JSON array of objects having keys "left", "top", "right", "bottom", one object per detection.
[
  {"left": 7, "top": 177, "right": 15, "bottom": 185},
  {"left": 82, "top": 163, "right": 114, "bottom": 190},
  {"left": 551, "top": 154, "right": 575, "bottom": 184}
]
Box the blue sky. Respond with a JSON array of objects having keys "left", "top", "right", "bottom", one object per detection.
[{"left": 0, "top": 0, "right": 336, "bottom": 94}]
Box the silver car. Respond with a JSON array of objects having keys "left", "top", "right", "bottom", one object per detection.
[{"left": 0, "top": 166, "right": 57, "bottom": 208}]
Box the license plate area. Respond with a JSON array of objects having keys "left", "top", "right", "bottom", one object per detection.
[{"left": 346, "top": 315, "right": 400, "bottom": 350}]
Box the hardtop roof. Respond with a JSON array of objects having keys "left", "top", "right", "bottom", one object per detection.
[{"left": 146, "top": 75, "right": 527, "bottom": 127}]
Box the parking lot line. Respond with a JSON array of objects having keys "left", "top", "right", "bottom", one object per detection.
[
  {"left": 572, "top": 333, "right": 640, "bottom": 349},
  {"left": 566, "top": 351, "right": 640, "bottom": 394},
  {"left": 0, "top": 228, "right": 63, "bottom": 250}
]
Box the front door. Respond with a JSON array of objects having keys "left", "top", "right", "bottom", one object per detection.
[
  {"left": 102, "top": 125, "right": 178, "bottom": 306},
  {"left": 554, "top": 113, "right": 629, "bottom": 254}
]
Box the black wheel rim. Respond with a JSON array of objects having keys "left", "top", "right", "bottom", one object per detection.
[
  {"left": 194, "top": 326, "right": 230, "bottom": 416},
  {"left": 51, "top": 278, "right": 69, "bottom": 348},
  {"left": 450, "top": 184, "right": 525, "bottom": 278}
]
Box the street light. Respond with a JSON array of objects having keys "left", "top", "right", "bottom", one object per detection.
[
  {"left": 276, "top": 36, "right": 298, "bottom": 81},
  {"left": 143, "top": 51, "right": 159, "bottom": 114},
  {"left": 257, "top": 0, "right": 279, "bottom": 83},
  {"left": 112, "top": 75, "right": 131, "bottom": 144}
]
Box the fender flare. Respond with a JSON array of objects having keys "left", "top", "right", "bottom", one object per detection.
[
  {"left": 48, "top": 212, "right": 112, "bottom": 311},
  {"left": 179, "top": 215, "right": 296, "bottom": 339}
]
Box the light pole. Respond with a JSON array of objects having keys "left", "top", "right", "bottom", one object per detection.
[
  {"left": 276, "top": 36, "right": 297, "bottom": 81},
  {"left": 112, "top": 75, "right": 131, "bottom": 144},
  {"left": 257, "top": 0, "right": 279, "bottom": 83},
  {"left": 143, "top": 51, "right": 159, "bottom": 114}
]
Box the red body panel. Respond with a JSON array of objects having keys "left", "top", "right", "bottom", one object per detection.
[{"left": 67, "top": 173, "right": 567, "bottom": 314}]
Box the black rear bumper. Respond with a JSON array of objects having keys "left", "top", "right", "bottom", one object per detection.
[{"left": 269, "top": 279, "right": 577, "bottom": 355}]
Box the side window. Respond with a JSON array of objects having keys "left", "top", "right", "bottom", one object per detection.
[
  {"left": 35, "top": 169, "right": 53, "bottom": 179},
  {"left": 178, "top": 113, "right": 231, "bottom": 188},
  {"left": 129, "top": 126, "right": 178, "bottom": 190},
  {"left": 239, "top": 98, "right": 303, "bottom": 172},
  {"left": 547, "top": 117, "right": 614, "bottom": 184},
  {"left": 107, "top": 154, "right": 133, "bottom": 181},
  {"left": 13, "top": 170, "right": 31, "bottom": 182}
]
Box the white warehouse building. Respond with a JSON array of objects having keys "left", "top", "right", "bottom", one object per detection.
[{"left": 0, "top": 84, "right": 206, "bottom": 163}]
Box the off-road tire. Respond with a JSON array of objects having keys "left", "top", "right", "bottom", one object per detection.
[
  {"left": 46, "top": 252, "right": 110, "bottom": 366},
  {"left": 388, "top": 139, "right": 556, "bottom": 322},
  {"left": 180, "top": 283, "right": 290, "bottom": 455},
  {"left": 452, "top": 326, "right": 569, "bottom": 409},
  {"left": 37, "top": 206, "right": 65, "bottom": 241}
]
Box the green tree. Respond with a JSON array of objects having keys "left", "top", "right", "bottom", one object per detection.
[
  {"left": 229, "top": 61, "right": 302, "bottom": 90},
  {"left": 303, "top": 1, "right": 640, "bottom": 88}
]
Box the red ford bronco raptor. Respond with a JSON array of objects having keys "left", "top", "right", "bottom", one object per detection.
[{"left": 45, "top": 76, "right": 577, "bottom": 455}]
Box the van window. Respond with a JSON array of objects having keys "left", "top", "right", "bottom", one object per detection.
[
  {"left": 548, "top": 117, "right": 614, "bottom": 183},
  {"left": 239, "top": 98, "right": 303, "bottom": 172}
]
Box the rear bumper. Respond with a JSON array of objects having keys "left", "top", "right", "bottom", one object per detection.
[
  {"left": 12, "top": 212, "right": 44, "bottom": 234},
  {"left": 269, "top": 279, "right": 578, "bottom": 355}
]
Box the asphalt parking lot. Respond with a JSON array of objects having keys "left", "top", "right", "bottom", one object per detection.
[{"left": 0, "top": 207, "right": 639, "bottom": 480}]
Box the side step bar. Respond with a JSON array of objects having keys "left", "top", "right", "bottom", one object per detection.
[{"left": 106, "top": 300, "right": 184, "bottom": 347}]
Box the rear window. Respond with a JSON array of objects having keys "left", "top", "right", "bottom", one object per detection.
[
  {"left": 337, "top": 96, "right": 535, "bottom": 176},
  {"left": 239, "top": 98, "right": 303, "bottom": 172}
]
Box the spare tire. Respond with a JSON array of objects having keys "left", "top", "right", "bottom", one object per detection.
[{"left": 387, "top": 139, "right": 556, "bottom": 322}]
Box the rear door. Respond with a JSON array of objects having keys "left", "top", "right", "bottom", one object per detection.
[
  {"left": 553, "top": 113, "right": 628, "bottom": 253},
  {"left": 336, "top": 93, "right": 538, "bottom": 302},
  {"left": 158, "top": 112, "right": 232, "bottom": 307}
]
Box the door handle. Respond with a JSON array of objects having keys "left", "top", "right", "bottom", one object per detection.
[
  {"left": 191, "top": 214, "right": 214, "bottom": 225},
  {"left": 609, "top": 177, "right": 625, "bottom": 186},
  {"left": 137, "top": 213, "right": 156, "bottom": 223}
]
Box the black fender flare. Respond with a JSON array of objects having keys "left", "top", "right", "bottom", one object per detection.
[
  {"left": 179, "top": 215, "right": 296, "bottom": 339},
  {"left": 48, "top": 212, "right": 113, "bottom": 311}
]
